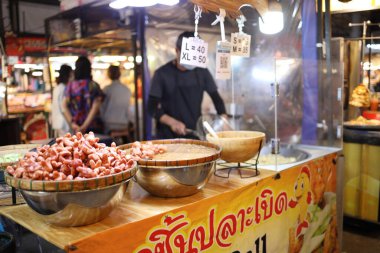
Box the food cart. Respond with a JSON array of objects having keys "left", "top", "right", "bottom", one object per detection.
[
  {"left": 0, "top": 1, "right": 345, "bottom": 252},
  {"left": 0, "top": 145, "right": 341, "bottom": 253}
]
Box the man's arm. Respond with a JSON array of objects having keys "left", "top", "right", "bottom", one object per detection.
[
  {"left": 209, "top": 90, "right": 227, "bottom": 117},
  {"left": 147, "top": 95, "right": 186, "bottom": 135}
]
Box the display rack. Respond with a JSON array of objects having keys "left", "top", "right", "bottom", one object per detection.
[{"left": 214, "top": 139, "right": 262, "bottom": 178}]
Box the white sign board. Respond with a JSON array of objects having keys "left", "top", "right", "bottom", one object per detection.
[
  {"left": 231, "top": 33, "right": 251, "bottom": 57},
  {"left": 215, "top": 41, "right": 231, "bottom": 80},
  {"left": 180, "top": 37, "right": 208, "bottom": 68}
]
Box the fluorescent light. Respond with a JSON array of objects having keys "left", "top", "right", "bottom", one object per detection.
[
  {"left": 109, "top": 0, "right": 179, "bottom": 8},
  {"left": 259, "top": 11, "right": 284, "bottom": 35},
  {"left": 14, "top": 64, "right": 44, "bottom": 70},
  {"left": 123, "top": 62, "right": 134, "bottom": 70},
  {"left": 92, "top": 63, "right": 110, "bottom": 69},
  {"left": 93, "top": 55, "right": 127, "bottom": 63},
  {"left": 367, "top": 44, "right": 380, "bottom": 50},
  {"left": 32, "top": 71, "right": 43, "bottom": 77},
  {"left": 49, "top": 56, "right": 78, "bottom": 63}
]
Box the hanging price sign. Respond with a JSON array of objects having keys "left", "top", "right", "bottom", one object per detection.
[
  {"left": 180, "top": 37, "right": 208, "bottom": 68},
  {"left": 231, "top": 33, "right": 251, "bottom": 57},
  {"left": 215, "top": 41, "right": 231, "bottom": 80}
]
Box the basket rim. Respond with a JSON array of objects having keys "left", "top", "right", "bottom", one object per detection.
[
  {"left": 119, "top": 138, "right": 221, "bottom": 167},
  {"left": 206, "top": 131, "right": 266, "bottom": 140},
  {"left": 4, "top": 162, "right": 138, "bottom": 192}
]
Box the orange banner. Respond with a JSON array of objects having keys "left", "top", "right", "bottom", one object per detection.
[{"left": 70, "top": 153, "right": 338, "bottom": 253}]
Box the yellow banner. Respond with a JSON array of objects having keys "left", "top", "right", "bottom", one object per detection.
[{"left": 71, "top": 153, "right": 338, "bottom": 253}]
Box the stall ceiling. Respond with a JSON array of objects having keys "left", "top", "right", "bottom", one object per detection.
[
  {"left": 39, "top": 1, "right": 380, "bottom": 51},
  {"left": 332, "top": 8, "right": 380, "bottom": 41},
  {"left": 20, "top": 0, "right": 60, "bottom": 6}
]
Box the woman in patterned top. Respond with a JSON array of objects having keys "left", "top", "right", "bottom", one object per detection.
[{"left": 62, "top": 56, "right": 104, "bottom": 133}]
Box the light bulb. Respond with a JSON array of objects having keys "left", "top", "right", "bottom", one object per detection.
[{"left": 259, "top": 11, "right": 284, "bottom": 35}]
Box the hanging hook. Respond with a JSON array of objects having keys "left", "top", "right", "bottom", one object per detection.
[
  {"left": 211, "top": 8, "right": 227, "bottom": 42},
  {"left": 236, "top": 15, "right": 246, "bottom": 34},
  {"left": 194, "top": 5, "right": 202, "bottom": 37}
]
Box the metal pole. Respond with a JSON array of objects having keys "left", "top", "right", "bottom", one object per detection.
[
  {"left": 132, "top": 10, "right": 140, "bottom": 141},
  {"left": 368, "top": 35, "right": 372, "bottom": 88},
  {"left": 317, "top": 0, "right": 324, "bottom": 144},
  {"left": 139, "top": 8, "right": 147, "bottom": 140},
  {"left": 324, "top": 0, "right": 334, "bottom": 145}
]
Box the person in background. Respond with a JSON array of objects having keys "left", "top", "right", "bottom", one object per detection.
[
  {"left": 147, "top": 31, "right": 227, "bottom": 139},
  {"left": 62, "top": 56, "right": 104, "bottom": 133},
  {"left": 52, "top": 64, "right": 72, "bottom": 136},
  {"left": 100, "top": 65, "right": 132, "bottom": 143}
]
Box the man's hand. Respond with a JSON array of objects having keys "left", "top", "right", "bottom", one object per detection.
[
  {"left": 160, "top": 114, "right": 186, "bottom": 136},
  {"left": 169, "top": 119, "right": 186, "bottom": 135}
]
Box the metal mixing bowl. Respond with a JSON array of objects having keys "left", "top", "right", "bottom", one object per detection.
[
  {"left": 119, "top": 139, "right": 221, "bottom": 198},
  {"left": 20, "top": 181, "right": 129, "bottom": 227},
  {"left": 258, "top": 144, "right": 310, "bottom": 165},
  {"left": 136, "top": 161, "right": 216, "bottom": 198}
]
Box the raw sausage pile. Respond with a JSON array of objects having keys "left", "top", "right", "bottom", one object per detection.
[
  {"left": 130, "top": 141, "right": 167, "bottom": 160},
  {"left": 6, "top": 132, "right": 135, "bottom": 180}
]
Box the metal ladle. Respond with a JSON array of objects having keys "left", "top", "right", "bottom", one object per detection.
[{"left": 203, "top": 121, "right": 219, "bottom": 138}]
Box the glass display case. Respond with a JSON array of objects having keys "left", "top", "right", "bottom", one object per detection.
[{"left": 145, "top": 2, "right": 344, "bottom": 149}]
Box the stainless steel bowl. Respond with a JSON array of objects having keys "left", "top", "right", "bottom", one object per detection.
[
  {"left": 119, "top": 139, "right": 221, "bottom": 198},
  {"left": 258, "top": 144, "right": 310, "bottom": 165},
  {"left": 20, "top": 181, "right": 129, "bottom": 227},
  {"left": 136, "top": 161, "right": 216, "bottom": 198}
]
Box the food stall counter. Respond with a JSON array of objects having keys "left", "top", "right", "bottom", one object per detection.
[{"left": 0, "top": 146, "right": 341, "bottom": 253}]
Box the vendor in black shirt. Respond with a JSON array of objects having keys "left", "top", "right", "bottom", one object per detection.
[{"left": 148, "top": 31, "right": 227, "bottom": 139}]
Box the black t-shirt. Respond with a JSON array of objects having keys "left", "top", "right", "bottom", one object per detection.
[{"left": 149, "top": 61, "right": 218, "bottom": 139}]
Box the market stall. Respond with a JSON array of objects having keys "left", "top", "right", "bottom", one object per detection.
[
  {"left": 0, "top": 145, "right": 341, "bottom": 252},
  {"left": 0, "top": 0, "right": 345, "bottom": 252}
]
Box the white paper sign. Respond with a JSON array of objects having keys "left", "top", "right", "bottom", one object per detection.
[
  {"left": 215, "top": 41, "right": 231, "bottom": 80},
  {"left": 231, "top": 33, "right": 251, "bottom": 57},
  {"left": 180, "top": 37, "right": 208, "bottom": 68}
]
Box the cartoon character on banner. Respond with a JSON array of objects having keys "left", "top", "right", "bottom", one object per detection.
[{"left": 288, "top": 167, "right": 313, "bottom": 237}]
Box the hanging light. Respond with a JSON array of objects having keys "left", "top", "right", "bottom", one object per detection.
[
  {"left": 109, "top": 0, "right": 179, "bottom": 9},
  {"left": 259, "top": 0, "right": 284, "bottom": 35}
]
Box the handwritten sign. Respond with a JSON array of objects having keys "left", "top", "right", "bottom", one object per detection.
[
  {"left": 216, "top": 41, "right": 231, "bottom": 80},
  {"left": 231, "top": 33, "right": 251, "bottom": 57},
  {"left": 180, "top": 37, "right": 208, "bottom": 68}
]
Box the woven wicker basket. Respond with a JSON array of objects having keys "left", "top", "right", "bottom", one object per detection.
[
  {"left": 119, "top": 139, "right": 221, "bottom": 167},
  {"left": 4, "top": 164, "right": 137, "bottom": 192},
  {"left": 0, "top": 144, "right": 39, "bottom": 169}
]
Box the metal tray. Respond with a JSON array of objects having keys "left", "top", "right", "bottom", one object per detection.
[{"left": 343, "top": 123, "right": 380, "bottom": 131}]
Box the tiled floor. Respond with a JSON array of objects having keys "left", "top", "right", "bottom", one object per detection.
[{"left": 342, "top": 219, "right": 380, "bottom": 253}]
